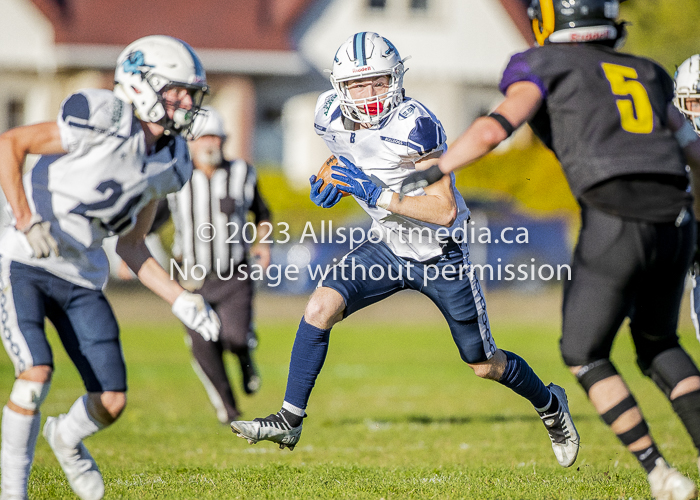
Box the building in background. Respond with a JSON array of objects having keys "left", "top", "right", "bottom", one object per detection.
[
  {"left": 0, "top": 0, "right": 532, "bottom": 174},
  {"left": 284, "top": 0, "right": 534, "bottom": 186},
  {"left": 0, "top": 0, "right": 328, "bottom": 166}
]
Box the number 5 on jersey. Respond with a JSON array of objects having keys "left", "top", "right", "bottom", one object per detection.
[{"left": 601, "top": 62, "right": 653, "bottom": 134}]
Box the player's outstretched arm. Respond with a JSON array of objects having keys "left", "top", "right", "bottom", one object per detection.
[
  {"left": 334, "top": 155, "right": 457, "bottom": 227},
  {"left": 117, "top": 200, "right": 221, "bottom": 341},
  {"left": 440, "top": 81, "right": 543, "bottom": 174},
  {"left": 399, "top": 82, "right": 543, "bottom": 198}
]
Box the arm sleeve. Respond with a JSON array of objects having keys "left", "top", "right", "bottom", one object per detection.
[
  {"left": 56, "top": 90, "right": 121, "bottom": 153},
  {"left": 57, "top": 93, "right": 91, "bottom": 153},
  {"left": 250, "top": 183, "right": 271, "bottom": 224},
  {"left": 657, "top": 65, "right": 676, "bottom": 103},
  {"left": 404, "top": 103, "right": 448, "bottom": 161},
  {"left": 499, "top": 50, "right": 548, "bottom": 98}
]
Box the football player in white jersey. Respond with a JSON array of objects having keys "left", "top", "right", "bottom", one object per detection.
[
  {"left": 231, "top": 32, "right": 579, "bottom": 468},
  {"left": 674, "top": 54, "right": 700, "bottom": 343},
  {"left": 0, "top": 35, "right": 220, "bottom": 500}
]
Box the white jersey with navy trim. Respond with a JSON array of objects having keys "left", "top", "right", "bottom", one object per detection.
[
  {"left": 314, "top": 90, "right": 470, "bottom": 261},
  {"left": 0, "top": 88, "right": 192, "bottom": 289}
]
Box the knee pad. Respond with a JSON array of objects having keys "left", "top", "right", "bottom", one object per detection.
[
  {"left": 9, "top": 379, "right": 51, "bottom": 411},
  {"left": 575, "top": 359, "right": 618, "bottom": 393},
  {"left": 644, "top": 347, "right": 700, "bottom": 398}
]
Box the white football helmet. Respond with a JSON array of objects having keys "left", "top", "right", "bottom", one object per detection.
[
  {"left": 674, "top": 54, "right": 700, "bottom": 133},
  {"left": 114, "top": 35, "right": 209, "bottom": 136},
  {"left": 330, "top": 32, "right": 407, "bottom": 126},
  {"left": 190, "top": 106, "right": 227, "bottom": 140}
]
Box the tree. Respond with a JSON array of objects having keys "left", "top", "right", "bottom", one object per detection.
[{"left": 622, "top": 0, "right": 700, "bottom": 72}]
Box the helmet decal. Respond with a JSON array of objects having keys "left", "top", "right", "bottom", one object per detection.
[
  {"left": 353, "top": 32, "right": 368, "bottom": 66},
  {"left": 122, "top": 51, "right": 153, "bottom": 76},
  {"left": 383, "top": 38, "right": 397, "bottom": 57}
]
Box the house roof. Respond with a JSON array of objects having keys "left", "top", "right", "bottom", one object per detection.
[
  {"left": 29, "top": 0, "right": 319, "bottom": 74},
  {"left": 30, "top": 0, "right": 316, "bottom": 51},
  {"left": 28, "top": 0, "right": 534, "bottom": 74}
]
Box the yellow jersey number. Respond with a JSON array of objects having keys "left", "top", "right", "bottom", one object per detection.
[{"left": 601, "top": 62, "right": 654, "bottom": 134}]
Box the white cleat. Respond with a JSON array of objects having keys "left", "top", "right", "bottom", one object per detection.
[
  {"left": 231, "top": 412, "right": 302, "bottom": 451},
  {"left": 43, "top": 416, "right": 104, "bottom": 500},
  {"left": 648, "top": 458, "right": 698, "bottom": 500},
  {"left": 539, "top": 383, "right": 580, "bottom": 467}
]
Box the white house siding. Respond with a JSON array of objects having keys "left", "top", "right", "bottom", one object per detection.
[{"left": 285, "top": 0, "right": 529, "bottom": 184}]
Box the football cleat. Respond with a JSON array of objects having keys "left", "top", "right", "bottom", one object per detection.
[
  {"left": 43, "top": 416, "right": 104, "bottom": 500},
  {"left": 539, "top": 383, "right": 580, "bottom": 467},
  {"left": 648, "top": 458, "right": 698, "bottom": 500},
  {"left": 231, "top": 411, "right": 302, "bottom": 451}
]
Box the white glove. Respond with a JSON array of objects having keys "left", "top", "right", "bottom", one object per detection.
[
  {"left": 20, "top": 215, "right": 59, "bottom": 258},
  {"left": 171, "top": 290, "right": 221, "bottom": 342}
]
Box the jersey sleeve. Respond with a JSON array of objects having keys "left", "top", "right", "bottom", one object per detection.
[
  {"left": 403, "top": 104, "right": 447, "bottom": 161},
  {"left": 499, "top": 48, "right": 548, "bottom": 98},
  {"left": 314, "top": 90, "right": 341, "bottom": 136},
  {"left": 655, "top": 64, "right": 676, "bottom": 103},
  {"left": 56, "top": 89, "right": 125, "bottom": 153}
]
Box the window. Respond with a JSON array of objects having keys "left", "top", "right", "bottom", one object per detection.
[
  {"left": 368, "top": 0, "right": 386, "bottom": 9},
  {"left": 411, "top": 0, "right": 428, "bottom": 9}
]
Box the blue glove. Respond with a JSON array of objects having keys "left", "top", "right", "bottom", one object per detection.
[
  {"left": 331, "top": 156, "right": 383, "bottom": 208},
  {"left": 309, "top": 175, "right": 343, "bottom": 208}
]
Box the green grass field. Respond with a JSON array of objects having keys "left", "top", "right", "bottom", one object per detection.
[{"left": 3, "top": 287, "right": 700, "bottom": 499}]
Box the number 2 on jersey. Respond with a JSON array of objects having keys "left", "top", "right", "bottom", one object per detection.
[{"left": 601, "top": 63, "right": 653, "bottom": 134}]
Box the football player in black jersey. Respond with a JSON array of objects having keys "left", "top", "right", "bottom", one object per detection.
[
  {"left": 675, "top": 55, "right": 700, "bottom": 351},
  {"left": 401, "top": 1, "right": 700, "bottom": 498}
]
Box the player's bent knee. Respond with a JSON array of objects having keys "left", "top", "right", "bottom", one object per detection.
[
  {"left": 9, "top": 378, "right": 51, "bottom": 412},
  {"left": 468, "top": 350, "right": 506, "bottom": 380},
  {"left": 304, "top": 288, "right": 345, "bottom": 328},
  {"left": 89, "top": 391, "right": 127, "bottom": 423}
]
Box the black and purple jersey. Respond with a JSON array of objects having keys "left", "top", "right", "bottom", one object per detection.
[{"left": 499, "top": 44, "right": 687, "bottom": 200}]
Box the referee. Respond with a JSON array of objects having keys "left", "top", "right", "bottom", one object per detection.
[{"left": 169, "top": 107, "right": 271, "bottom": 423}]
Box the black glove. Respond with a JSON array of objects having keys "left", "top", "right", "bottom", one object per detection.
[{"left": 399, "top": 164, "right": 445, "bottom": 200}]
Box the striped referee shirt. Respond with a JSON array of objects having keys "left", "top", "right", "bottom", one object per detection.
[{"left": 168, "top": 159, "right": 270, "bottom": 277}]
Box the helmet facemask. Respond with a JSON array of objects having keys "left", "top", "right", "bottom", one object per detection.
[
  {"left": 331, "top": 64, "right": 404, "bottom": 126},
  {"left": 156, "top": 83, "right": 209, "bottom": 138},
  {"left": 329, "top": 32, "right": 406, "bottom": 126}
]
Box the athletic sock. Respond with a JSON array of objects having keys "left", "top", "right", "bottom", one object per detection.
[
  {"left": 1, "top": 406, "right": 41, "bottom": 498},
  {"left": 55, "top": 395, "right": 105, "bottom": 449},
  {"left": 283, "top": 317, "right": 331, "bottom": 410},
  {"left": 537, "top": 392, "right": 559, "bottom": 415},
  {"left": 633, "top": 444, "right": 663, "bottom": 474},
  {"left": 278, "top": 408, "right": 304, "bottom": 428},
  {"left": 498, "top": 350, "right": 551, "bottom": 410}
]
